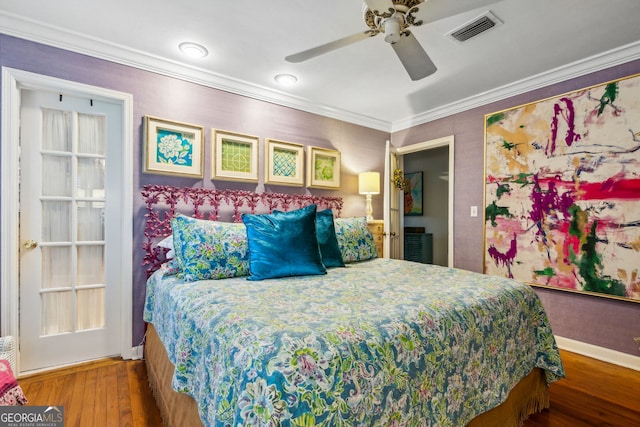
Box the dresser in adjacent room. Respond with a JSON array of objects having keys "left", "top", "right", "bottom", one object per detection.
[{"left": 404, "top": 228, "right": 433, "bottom": 264}]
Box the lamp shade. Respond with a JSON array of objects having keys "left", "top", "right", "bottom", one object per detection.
[{"left": 358, "top": 172, "right": 380, "bottom": 195}]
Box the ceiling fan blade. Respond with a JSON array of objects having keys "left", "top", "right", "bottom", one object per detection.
[
  {"left": 363, "top": 0, "right": 395, "bottom": 15},
  {"left": 414, "top": 0, "right": 502, "bottom": 26},
  {"left": 391, "top": 32, "right": 437, "bottom": 81},
  {"left": 285, "top": 31, "right": 377, "bottom": 63}
]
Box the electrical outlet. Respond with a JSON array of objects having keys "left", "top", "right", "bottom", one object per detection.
[
  {"left": 634, "top": 337, "right": 640, "bottom": 350},
  {"left": 470, "top": 206, "right": 478, "bottom": 217}
]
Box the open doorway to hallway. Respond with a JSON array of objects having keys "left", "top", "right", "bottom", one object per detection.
[
  {"left": 393, "top": 135, "right": 454, "bottom": 267},
  {"left": 402, "top": 146, "right": 449, "bottom": 266}
]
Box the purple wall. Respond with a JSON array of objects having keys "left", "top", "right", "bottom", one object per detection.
[
  {"left": 392, "top": 59, "right": 640, "bottom": 356},
  {"left": 0, "top": 35, "right": 389, "bottom": 347},
  {"left": 2, "top": 33, "right": 637, "bottom": 357}
]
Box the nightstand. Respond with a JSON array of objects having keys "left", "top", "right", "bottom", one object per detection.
[{"left": 367, "top": 220, "right": 384, "bottom": 258}]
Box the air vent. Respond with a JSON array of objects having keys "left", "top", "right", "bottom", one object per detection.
[{"left": 447, "top": 11, "right": 502, "bottom": 43}]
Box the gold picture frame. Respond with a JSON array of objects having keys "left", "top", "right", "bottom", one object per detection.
[
  {"left": 265, "top": 138, "right": 305, "bottom": 187},
  {"left": 143, "top": 116, "right": 204, "bottom": 178},
  {"left": 306, "top": 146, "right": 341, "bottom": 189},
  {"left": 212, "top": 129, "right": 259, "bottom": 182}
]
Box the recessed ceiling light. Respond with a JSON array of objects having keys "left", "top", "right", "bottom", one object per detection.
[
  {"left": 178, "top": 42, "right": 208, "bottom": 58},
  {"left": 274, "top": 74, "right": 298, "bottom": 86}
]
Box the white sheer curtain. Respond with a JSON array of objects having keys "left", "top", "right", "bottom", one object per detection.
[
  {"left": 40, "top": 108, "right": 106, "bottom": 335},
  {"left": 41, "top": 109, "right": 72, "bottom": 335},
  {"left": 76, "top": 113, "right": 106, "bottom": 330}
]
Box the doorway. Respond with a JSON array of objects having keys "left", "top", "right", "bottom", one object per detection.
[
  {"left": 396, "top": 135, "right": 454, "bottom": 267},
  {"left": 1, "top": 68, "right": 134, "bottom": 373}
]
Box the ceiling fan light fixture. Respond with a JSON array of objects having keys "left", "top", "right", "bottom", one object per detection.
[
  {"left": 383, "top": 17, "right": 402, "bottom": 44},
  {"left": 178, "top": 42, "right": 209, "bottom": 58},
  {"left": 274, "top": 73, "right": 298, "bottom": 86}
]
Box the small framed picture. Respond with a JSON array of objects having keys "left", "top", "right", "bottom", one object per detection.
[
  {"left": 143, "top": 116, "right": 204, "bottom": 178},
  {"left": 307, "top": 146, "right": 341, "bottom": 189},
  {"left": 404, "top": 171, "right": 423, "bottom": 216},
  {"left": 265, "top": 138, "right": 304, "bottom": 186},
  {"left": 212, "top": 129, "right": 259, "bottom": 182}
]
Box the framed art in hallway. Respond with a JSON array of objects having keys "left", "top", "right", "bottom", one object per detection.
[
  {"left": 484, "top": 72, "right": 640, "bottom": 302},
  {"left": 306, "top": 146, "right": 340, "bottom": 189},
  {"left": 143, "top": 116, "right": 204, "bottom": 178},
  {"left": 212, "top": 129, "right": 259, "bottom": 182},
  {"left": 265, "top": 138, "right": 304, "bottom": 186},
  {"left": 404, "top": 171, "right": 423, "bottom": 216}
]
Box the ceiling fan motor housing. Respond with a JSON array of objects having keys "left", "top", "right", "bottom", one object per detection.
[{"left": 363, "top": 0, "right": 424, "bottom": 44}]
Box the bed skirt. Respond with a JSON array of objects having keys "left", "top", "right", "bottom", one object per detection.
[{"left": 144, "top": 324, "right": 549, "bottom": 427}]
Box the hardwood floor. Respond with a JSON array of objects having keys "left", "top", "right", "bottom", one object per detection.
[
  {"left": 523, "top": 350, "right": 640, "bottom": 427},
  {"left": 17, "top": 350, "right": 639, "bottom": 426},
  {"left": 19, "top": 358, "right": 162, "bottom": 427}
]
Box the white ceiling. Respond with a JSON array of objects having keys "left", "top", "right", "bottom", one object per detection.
[{"left": 1, "top": 0, "right": 640, "bottom": 132}]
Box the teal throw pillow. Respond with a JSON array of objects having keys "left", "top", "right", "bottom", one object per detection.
[
  {"left": 242, "top": 204, "right": 326, "bottom": 280},
  {"left": 315, "top": 209, "right": 345, "bottom": 268},
  {"left": 273, "top": 208, "right": 345, "bottom": 268}
]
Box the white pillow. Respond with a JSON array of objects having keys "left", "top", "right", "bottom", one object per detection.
[{"left": 157, "top": 235, "right": 174, "bottom": 259}]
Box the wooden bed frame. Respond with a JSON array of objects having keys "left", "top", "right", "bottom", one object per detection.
[{"left": 141, "top": 185, "right": 550, "bottom": 426}]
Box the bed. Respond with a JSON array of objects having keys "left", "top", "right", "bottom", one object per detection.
[{"left": 141, "top": 185, "right": 565, "bottom": 427}]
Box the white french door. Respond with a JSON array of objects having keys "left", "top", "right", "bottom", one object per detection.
[
  {"left": 18, "top": 89, "right": 121, "bottom": 372},
  {"left": 384, "top": 140, "right": 402, "bottom": 259}
]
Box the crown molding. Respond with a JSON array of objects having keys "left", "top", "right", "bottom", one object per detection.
[
  {"left": 0, "top": 11, "right": 392, "bottom": 132},
  {"left": 391, "top": 40, "right": 640, "bottom": 132}
]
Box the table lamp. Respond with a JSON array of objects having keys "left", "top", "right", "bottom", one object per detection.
[{"left": 358, "top": 171, "right": 380, "bottom": 221}]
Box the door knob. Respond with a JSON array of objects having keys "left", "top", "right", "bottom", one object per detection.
[{"left": 23, "top": 240, "right": 38, "bottom": 249}]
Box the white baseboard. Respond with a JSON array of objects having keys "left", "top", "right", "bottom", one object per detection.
[{"left": 555, "top": 335, "right": 640, "bottom": 371}]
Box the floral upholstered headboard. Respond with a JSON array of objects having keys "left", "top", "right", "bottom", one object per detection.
[{"left": 141, "top": 185, "right": 343, "bottom": 277}]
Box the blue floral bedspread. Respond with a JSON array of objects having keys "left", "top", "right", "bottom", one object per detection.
[{"left": 144, "top": 258, "right": 565, "bottom": 427}]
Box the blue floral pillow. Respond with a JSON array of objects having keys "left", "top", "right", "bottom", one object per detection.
[
  {"left": 334, "top": 216, "right": 378, "bottom": 263},
  {"left": 242, "top": 204, "right": 326, "bottom": 280},
  {"left": 170, "top": 214, "right": 250, "bottom": 282}
]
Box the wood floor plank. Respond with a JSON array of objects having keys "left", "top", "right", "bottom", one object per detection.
[
  {"left": 117, "top": 363, "right": 134, "bottom": 427},
  {"left": 66, "top": 370, "right": 87, "bottom": 427},
  {"left": 92, "top": 366, "right": 107, "bottom": 427},
  {"left": 105, "top": 364, "right": 120, "bottom": 426},
  {"left": 81, "top": 367, "right": 99, "bottom": 427},
  {"left": 58, "top": 374, "right": 75, "bottom": 408},
  {"left": 43, "top": 375, "right": 66, "bottom": 407}
]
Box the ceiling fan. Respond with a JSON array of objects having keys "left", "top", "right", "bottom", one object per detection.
[{"left": 285, "top": 0, "right": 500, "bottom": 81}]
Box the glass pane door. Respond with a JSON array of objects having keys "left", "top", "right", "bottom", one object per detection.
[{"left": 39, "top": 108, "right": 106, "bottom": 335}]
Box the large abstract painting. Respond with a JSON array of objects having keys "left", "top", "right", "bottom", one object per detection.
[{"left": 484, "top": 73, "right": 640, "bottom": 302}]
